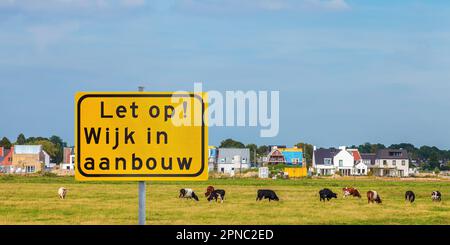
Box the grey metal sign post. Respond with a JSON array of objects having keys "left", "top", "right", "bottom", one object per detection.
[
  {"left": 138, "top": 86, "right": 146, "bottom": 225},
  {"left": 138, "top": 181, "right": 146, "bottom": 225}
]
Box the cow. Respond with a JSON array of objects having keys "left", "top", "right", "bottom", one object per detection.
[
  {"left": 367, "top": 190, "right": 382, "bottom": 204},
  {"left": 207, "top": 190, "right": 226, "bottom": 203},
  {"left": 319, "top": 188, "right": 337, "bottom": 201},
  {"left": 179, "top": 188, "right": 199, "bottom": 201},
  {"left": 58, "top": 187, "right": 68, "bottom": 199},
  {"left": 342, "top": 187, "right": 361, "bottom": 198},
  {"left": 256, "top": 189, "right": 279, "bottom": 202},
  {"left": 405, "top": 191, "right": 415, "bottom": 203},
  {"left": 205, "top": 186, "right": 226, "bottom": 203},
  {"left": 431, "top": 191, "right": 442, "bottom": 202}
]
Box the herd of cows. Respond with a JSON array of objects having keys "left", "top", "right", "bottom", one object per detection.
[
  {"left": 179, "top": 186, "right": 443, "bottom": 204},
  {"left": 56, "top": 185, "right": 443, "bottom": 204}
]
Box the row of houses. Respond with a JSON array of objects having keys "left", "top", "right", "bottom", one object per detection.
[
  {"left": 208, "top": 144, "right": 412, "bottom": 177},
  {"left": 312, "top": 146, "right": 410, "bottom": 177},
  {"left": 208, "top": 145, "right": 305, "bottom": 176},
  {"left": 0, "top": 146, "right": 75, "bottom": 174}
]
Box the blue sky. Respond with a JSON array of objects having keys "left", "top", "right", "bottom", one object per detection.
[{"left": 0, "top": 0, "right": 450, "bottom": 148}]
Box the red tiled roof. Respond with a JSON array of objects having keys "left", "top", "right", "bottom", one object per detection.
[{"left": 351, "top": 151, "right": 361, "bottom": 161}]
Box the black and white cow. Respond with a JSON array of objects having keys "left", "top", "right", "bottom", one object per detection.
[
  {"left": 179, "top": 188, "right": 199, "bottom": 201},
  {"left": 319, "top": 188, "right": 337, "bottom": 201},
  {"left": 405, "top": 191, "right": 415, "bottom": 203},
  {"left": 431, "top": 191, "right": 442, "bottom": 202},
  {"left": 207, "top": 189, "right": 226, "bottom": 203},
  {"left": 256, "top": 189, "right": 279, "bottom": 202}
]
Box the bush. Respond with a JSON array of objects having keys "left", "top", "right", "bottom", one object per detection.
[{"left": 39, "top": 171, "right": 58, "bottom": 177}]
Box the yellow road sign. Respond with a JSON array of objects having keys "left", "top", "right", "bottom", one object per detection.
[{"left": 75, "top": 92, "right": 208, "bottom": 181}]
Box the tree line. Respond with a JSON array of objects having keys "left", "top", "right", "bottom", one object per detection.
[
  {"left": 219, "top": 139, "right": 450, "bottom": 171},
  {"left": 0, "top": 134, "right": 68, "bottom": 164}
]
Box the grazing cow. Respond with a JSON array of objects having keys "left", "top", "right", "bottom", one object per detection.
[
  {"left": 58, "top": 187, "right": 68, "bottom": 199},
  {"left": 207, "top": 189, "right": 226, "bottom": 203},
  {"left": 367, "top": 190, "right": 382, "bottom": 204},
  {"left": 342, "top": 187, "right": 361, "bottom": 198},
  {"left": 431, "top": 191, "right": 442, "bottom": 202},
  {"left": 179, "top": 188, "right": 199, "bottom": 201},
  {"left": 256, "top": 189, "right": 279, "bottom": 202},
  {"left": 405, "top": 191, "right": 415, "bottom": 203},
  {"left": 319, "top": 188, "right": 337, "bottom": 201}
]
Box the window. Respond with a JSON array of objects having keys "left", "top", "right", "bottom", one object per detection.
[
  {"left": 393, "top": 160, "right": 396, "bottom": 166},
  {"left": 383, "top": 160, "right": 387, "bottom": 166},
  {"left": 362, "top": 169, "right": 365, "bottom": 174},
  {"left": 220, "top": 158, "right": 225, "bottom": 163},
  {"left": 26, "top": 166, "right": 35, "bottom": 173},
  {"left": 402, "top": 160, "right": 406, "bottom": 166},
  {"left": 389, "top": 151, "right": 402, "bottom": 157},
  {"left": 292, "top": 158, "right": 299, "bottom": 164},
  {"left": 339, "top": 160, "right": 343, "bottom": 167},
  {"left": 324, "top": 158, "right": 332, "bottom": 165}
]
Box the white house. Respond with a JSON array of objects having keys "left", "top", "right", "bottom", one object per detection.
[
  {"left": 371, "top": 149, "right": 409, "bottom": 177},
  {"left": 61, "top": 154, "right": 75, "bottom": 170},
  {"left": 333, "top": 146, "right": 354, "bottom": 176},
  {"left": 353, "top": 162, "right": 368, "bottom": 176},
  {"left": 313, "top": 146, "right": 368, "bottom": 176}
]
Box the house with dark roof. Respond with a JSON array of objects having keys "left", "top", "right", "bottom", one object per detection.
[
  {"left": 217, "top": 148, "right": 250, "bottom": 175},
  {"left": 312, "top": 147, "right": 341, "bottom": 175},
  {"left": 372, "top": 149, "right": 409, "bottom": 177}
]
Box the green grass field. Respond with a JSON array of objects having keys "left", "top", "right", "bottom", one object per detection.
[{"left": 0, "top": 175, "right": 449, "bottom": 225}]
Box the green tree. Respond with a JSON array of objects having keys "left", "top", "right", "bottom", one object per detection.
[
  {"left": 16, "top": 133, "right": 26, "bottom": 145},
  {"left": 370, "top": 143, "right": 386, "bottom": 153},
  {"left": 49, "top": 135, "right": 66, "bottom": 164},
  {"left": 219, "top": 138, "right": 245, "bottom": 148},
  {"left": 246, "top": 144, "right": 258, "bottom": 163},
  {"left": 295, "top": 142, "right": 314, "bottom": 167},
  {"left": 256, "top": 145, "right": 269, "bottom": 156},
  {"left": 0, "top": 137, "right": 12, "bottom": 148}
]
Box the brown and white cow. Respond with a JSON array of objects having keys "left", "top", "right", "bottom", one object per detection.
[
  {"left": 343, "top": 187, "right": 361, "bottom": 198},
  {"left": 367, "top": 190, "right": 382, "bottom": 204}
]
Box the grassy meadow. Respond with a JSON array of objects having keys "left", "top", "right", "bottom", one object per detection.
[{"left": 0, "top": 175, "right": 449, "bottom": 225}]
